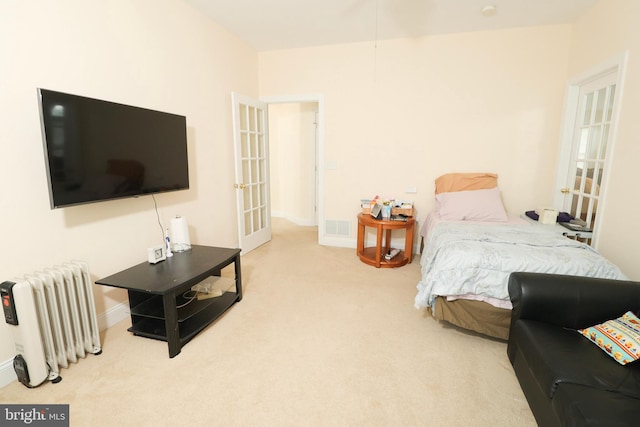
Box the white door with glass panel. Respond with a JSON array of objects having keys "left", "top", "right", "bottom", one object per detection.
[
  {"left": 232, "top": 93, "right": 271, "bottom": 254},
  {"left": 561, "top": 72, "right": 617, "bottom": 241}
]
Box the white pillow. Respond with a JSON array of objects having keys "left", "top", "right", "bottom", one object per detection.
[{"left": 436, "top": 187, "right": 508, "bottom": 222}]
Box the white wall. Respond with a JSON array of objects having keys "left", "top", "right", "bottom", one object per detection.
[
  {"left": 0, "top": 0, "right": 257, "bottom": 371},
  {"left": 259, "top": 25, "right": 572, "bottom": 242},
  {"left": 566, "top": 0, "right": 640, "bottom": 279}
]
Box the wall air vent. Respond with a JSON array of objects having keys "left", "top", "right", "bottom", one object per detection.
[{"left": 325, "top": 220, "right": 350, "bottom": 237}]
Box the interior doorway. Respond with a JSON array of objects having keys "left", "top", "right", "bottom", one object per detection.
[
  {"left": 268, "top": 102, "right": 318, "bottom": 226},
  {"left": 263, "top": 95, "right": 325, "bottom": 244}
]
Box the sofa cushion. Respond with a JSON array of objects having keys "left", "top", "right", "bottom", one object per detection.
[
  {"left": 578, "top": 311, "right": 640, "bottom": 365},
  {"left": 511, "top": 319, "right": 640, "bottom": 399},
  {"left": 551, "top": 383, "right": 640, "bottom": 427}
]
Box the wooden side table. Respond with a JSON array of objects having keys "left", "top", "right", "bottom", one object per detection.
[{"left": 356, "top": 213, "right": 415, "bottom": 268}]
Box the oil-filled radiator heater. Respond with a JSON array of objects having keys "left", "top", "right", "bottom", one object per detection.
[{"left": 1, "top": 261, "right": 101, "bottom": 388}]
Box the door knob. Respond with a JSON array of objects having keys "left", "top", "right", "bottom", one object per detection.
[
  {"left": 234, "top": 183, "right": 247, "bottom": 190},
  {"left": 560, "top": 188, "right": 570, "bottom": 194}
]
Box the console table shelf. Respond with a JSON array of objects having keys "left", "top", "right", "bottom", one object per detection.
[
  {"left": 96, "top": 245, "right": 242, "bottom": 358},
  {"left": 129, "top": 290, "right": 238, "bottom": 341}
]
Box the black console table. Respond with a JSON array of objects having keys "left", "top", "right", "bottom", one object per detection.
[{"left": 96, "top": 245, "right": 242, "bottom": 358}]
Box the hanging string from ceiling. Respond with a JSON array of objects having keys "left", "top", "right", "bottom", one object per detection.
[{"left": 373, "top": 0, "right": 380, "bottom": 83}]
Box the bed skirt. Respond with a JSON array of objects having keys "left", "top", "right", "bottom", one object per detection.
[{"left": 429, "top": 297, "right": 511, "bottom": 340}]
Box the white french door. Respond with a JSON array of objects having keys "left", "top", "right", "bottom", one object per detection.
[
  {"left": 555, "top": 53, "right": 627, "bottom": 247},
  {"left": 231, "top": 93, "right": 271, "bottom": 254},
  {"left": 561, "top": 73, "right": 617, "bottom": 235}
]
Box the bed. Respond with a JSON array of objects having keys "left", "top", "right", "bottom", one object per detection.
[{"left": 414, "top": 173, "right": 627, "bottom": 340}]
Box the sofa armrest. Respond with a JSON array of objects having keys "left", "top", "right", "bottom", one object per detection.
[{"left": 508, "top": 272, "right": 640, "bottom": 330}]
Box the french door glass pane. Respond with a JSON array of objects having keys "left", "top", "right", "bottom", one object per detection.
[
  {"left": 594, "top": 88, "right": 606, "bottom": 123},
  {"left": 252, "top": 209, "right": 259, "bottom": 230},
  {"left": 258, "top": 135, "right": 264, "bottom": 157},
  {"left": 244, "top": 212, "right": 251, "bottom": 236},
  {"left": 599, "top": 124, "right": 609, "bottom": 160},
  {"left": 587, "top": 125, "right": 601, "bottom": 158},
  {"left": 242, "top": 160, "right": 250, "bottom": 183},
  {"left": 241, "top": 133, "right": 249, "bottom": 158},
  {"left": 240, "top": 105, "right": 247, "bottom": 130},
  {"left": 251, "top": 133, "right": 258, "bottom": 157},
  {"left": 606, "top": 86, "right": 616, "bottom": 121},
  {"left": 243, "top": 187, "right": 250, "bottom": 208},
  {"left": 578, "top": 129, "right": 589, "bottom": 157},
  {"left": 257, "top": 110, "right": 263, "bottom": 133},
  {"left": 249, "top": 107, "right": 256, "bottom": 132},
  {"left": 260, "top": 207, "right": 267, "bottom": 227},
  {"left": 583, "top": 92, "right": 593, "bottom": 125},
  {"left": 251, "top": 184, "right": 258, "bottom": 207},
  {"left": 251, "top": 160, "right": 258, "bottom": 184}
]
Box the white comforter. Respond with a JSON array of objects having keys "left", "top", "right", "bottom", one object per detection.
[{"left": 415, "top": 221, "right": 627, "bottom": 310}]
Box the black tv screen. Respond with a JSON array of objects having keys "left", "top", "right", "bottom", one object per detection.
[{"left": 38, "top": 89, "right": 189, "bottom": 208}]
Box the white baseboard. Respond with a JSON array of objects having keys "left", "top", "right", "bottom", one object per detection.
[
  {"left": 0, "top": 358, "right": 16, "bottom": 388},
  {"left": 271, "top": 212, "right": 316, "bottom": 227},
  {"left": 319, "top": 235, "right": 420, "bottom": 255},
  {"left": 0, "top": 301, "right": 130, "bottom": 389},
  {"left": 319, "top": 235, "right": 356, "bottom": 248},
  {"left": 97, "top": 300, "right": 130, "bottom": 331}
]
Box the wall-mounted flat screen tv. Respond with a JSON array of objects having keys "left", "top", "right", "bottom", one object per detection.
[{"left": 38, "top": 88, "right": 189, "bottom": 209}]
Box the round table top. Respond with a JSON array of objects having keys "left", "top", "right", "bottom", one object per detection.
[{"left": 357, "top": 212, "right": 415, "bottom": 228}]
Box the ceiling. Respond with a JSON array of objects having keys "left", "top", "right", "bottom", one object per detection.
[{"left": 184, "top": 0, "right": 597, "bottom": 51}]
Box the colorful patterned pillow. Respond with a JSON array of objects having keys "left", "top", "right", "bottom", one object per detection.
[{"left": 578, "top": 311, "right": 640, "bottom": 365}]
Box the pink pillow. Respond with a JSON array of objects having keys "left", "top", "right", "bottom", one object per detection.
[{"left": 436, "top": 187, "right": 508, "bottom": 222}]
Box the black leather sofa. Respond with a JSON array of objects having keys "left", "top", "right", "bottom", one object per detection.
[{"left": 507, "top": 272, "right": 640, "bottom": 427}]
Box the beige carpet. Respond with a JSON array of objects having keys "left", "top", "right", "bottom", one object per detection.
[{"left": 2, "top": 218, "right": 535, "bottom": 426}]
